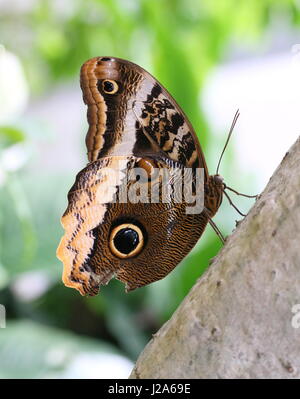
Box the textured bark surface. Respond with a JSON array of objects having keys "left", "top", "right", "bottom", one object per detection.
[{"left": 130, "top": 137, "right": 300, "bottom": 379}]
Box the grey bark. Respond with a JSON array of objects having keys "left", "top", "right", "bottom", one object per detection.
[{"left": 130, "top": 137, "right": 300, "bottom": 379}]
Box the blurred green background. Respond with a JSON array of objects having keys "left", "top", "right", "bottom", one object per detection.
[{"left": 0, "top": 0, "right": 299, "bottom": 378}]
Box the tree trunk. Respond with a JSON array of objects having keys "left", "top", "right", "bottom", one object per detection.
[{"left": 130, "top": 137, "right": 300, "bottom": 379}]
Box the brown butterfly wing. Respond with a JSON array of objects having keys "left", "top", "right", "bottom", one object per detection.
[
  {"left": 57, "top": 56, "right": 216, "bottom": 295},
  {"left": 57, "top": 156, "right": 209, "bottom": 294},
  {"left": 80, "top": 57, "right": 209, "bottom": 177}
]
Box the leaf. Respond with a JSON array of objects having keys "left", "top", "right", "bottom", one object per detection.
[
  {"left": 0, "top": 320, "right": 132, "bottom": 378},
  {"left": 0, "top": 126, "right": 25, "bottom": 149}
]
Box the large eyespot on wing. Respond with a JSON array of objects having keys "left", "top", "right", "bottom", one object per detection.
[{"left": 109, "top": 222, "right": 146, "bottom": 259}]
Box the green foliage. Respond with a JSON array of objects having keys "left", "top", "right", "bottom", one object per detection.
[
  {"left": 0, "top": 126, "right": 25, "bottom": 148},
  {"left": 0, "top": 320, "right": 125, "bottom": 378}
]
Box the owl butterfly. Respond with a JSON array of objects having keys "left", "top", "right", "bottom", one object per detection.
[{"left": 57, "top": 56, "right": 250, "bottom": 296}]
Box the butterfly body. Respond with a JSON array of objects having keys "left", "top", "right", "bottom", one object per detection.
[{"left": 57, "top": 57, "right": 223, "bottom": 295}]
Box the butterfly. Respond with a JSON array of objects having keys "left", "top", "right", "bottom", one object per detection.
[{"left": 56, "top": 56, "right": 253, "bottom": 296}]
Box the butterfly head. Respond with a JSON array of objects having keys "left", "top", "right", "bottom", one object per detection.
[
  {"left": 205, "top": 174, "right": 224, "bottom": 218},
  {"left": 212, "top": 174, "right": 224, "bottom": 185}
]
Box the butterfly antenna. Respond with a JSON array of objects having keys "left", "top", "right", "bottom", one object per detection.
[{"left": 216, "top": 109, "right": 240, "bottom": 175}]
